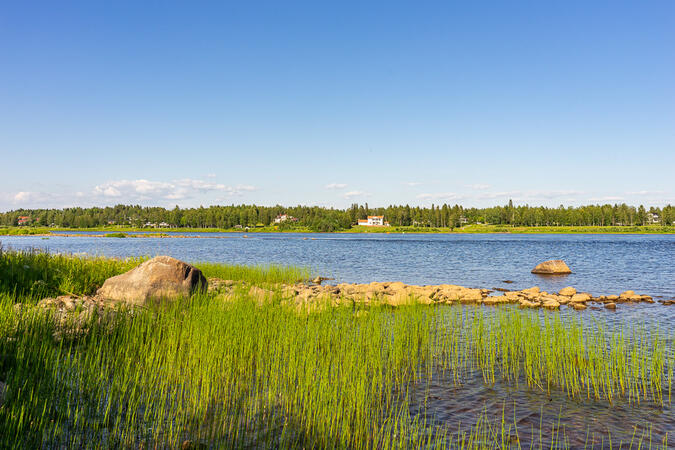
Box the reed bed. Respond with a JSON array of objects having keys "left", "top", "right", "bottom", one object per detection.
[
  {"left": 0, "top": 244, "right": 144, "bottom": 301},
  {"left": 0, "top": 250, "right": 672, "bottom": 448},
  {"left": 433, "top": 307, "right": 674, "bottom": 406},
  {"left": 198, "top": 262, "right": 311, "bottom": 285}
]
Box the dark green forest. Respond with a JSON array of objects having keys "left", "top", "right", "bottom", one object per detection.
[{"left": 1, "top": 202, "right": 672, "bottom": 232}]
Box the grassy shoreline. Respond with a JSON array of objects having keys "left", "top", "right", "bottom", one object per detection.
[
  {"left": 0, "top": 250, "right": 672, "bottom": 448},
  {"left": 1, "top": 224, "right": 674, "bottom": 236}
]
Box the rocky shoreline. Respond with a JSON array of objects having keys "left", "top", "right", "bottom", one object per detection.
[
  {"left": 30, "top": 256, "right": 674, "bottom": 321},
  {"left": 210, "top": 279, "right": 671, "bottom": 310}
]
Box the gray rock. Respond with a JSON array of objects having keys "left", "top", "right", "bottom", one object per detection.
[{"left": 97, "top": 256, "right": 207, "bottom": 305}]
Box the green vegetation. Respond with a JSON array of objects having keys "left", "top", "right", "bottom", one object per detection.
[
  {"left": 350, "top": 224, "right": 675, "bottom": 234},
  {"left": 0, "top": 250, "right": 672, "bottom": 448},
  {"left": 0, "top": 227, "right": 49, "bottom": 235},
  {"left": 1, "top": 201, "right": 672, "bottom": 232},
  {"left": 199, "top": 262, "right": 310, "bottom": 285},
  {"left": 0, "top": 245, "right": 144, "bottom": 301},
  {"left": 104, "top": 232, "right": 128, "bottom": 238}
]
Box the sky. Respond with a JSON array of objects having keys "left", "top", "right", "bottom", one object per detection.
[{"left": 1, "top": 1, "right": 673, "bottom": 211}]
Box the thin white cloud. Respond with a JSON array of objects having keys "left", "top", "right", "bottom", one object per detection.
[
  {"left": 91, "top": 178, "right": 255, "bottom": 202},
  {"left": 466, "top": 184, "right": 491, "bottom": 190},
  {"left": 343, "top": 190, "right": 369, "bottom": 199},
  {"left": 475, "top": 191, "right": 521, "bottom": 200},
  {"left": 626, "top": 190, "right": 665, "bottom": 196},
  {"left": 416, "top": 192, "right": 465, "bottom": 201},
  {"left": 325, "top": 183, "right": 347, "bottom": 190},
  {"left": 13, "top": 191, "right": 38, "bottom": 202},
  {"left": 588, "top": 196, "right": 624, "bottom": 202},
  {"left": 404, "top": 181, "right": 422, "bottom": 187},
  {"left": 4, "top": 191, "right": 70, "bottom": 208}
]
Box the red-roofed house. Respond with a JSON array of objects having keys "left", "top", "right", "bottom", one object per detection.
[{"left": 17, "top": 216, "right": 31, "bottom": 226}]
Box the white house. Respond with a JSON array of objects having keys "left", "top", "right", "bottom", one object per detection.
[
  {"left": 357, "top": 215, "right": 390, "bottom": 227},
  {"left": 274, "top": 214, "right": 298, "bottom": 224},
  {"left": 647, "top": 212, "right": 660, "bottom": 224}
]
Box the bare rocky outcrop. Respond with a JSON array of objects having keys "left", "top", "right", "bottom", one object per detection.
[
  {"left": 207, "top": 278, "right": 662, "bottom": 312},
  {"left": 97, "top": 256, "right": 207, "bottom": 305},
  {"left": 531, "top": 260, "right": 572, "bottom": 275}
]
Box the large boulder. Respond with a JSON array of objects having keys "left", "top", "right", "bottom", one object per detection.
[
  {"left": 97, "top": 256, "right": 207, "bottom": 305},
  {"left": 531, "top": 260, "right": 572, "bottom": 275}
]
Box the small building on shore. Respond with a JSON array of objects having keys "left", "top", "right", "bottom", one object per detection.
[
  {"left": 274, "top": 214, "right": 298, "bottom": 224},
  {"left": 17, "top": 216, "right": 31, "bottom": 226},
  {"left": 647, "top": 212, "right": 660, "bottom": 224},
  {"left": 357, "top": 216, "right": 390, "bottom": 227}
]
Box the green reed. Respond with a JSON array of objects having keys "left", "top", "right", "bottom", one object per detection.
[
  {"left": 198, "top": 261, "right": 310, "bottom": 285},
  {"left": 0, "top": 245, "right": 145, "bottom": 301},
  {"left": 0, "top": 250, "right": 672, "bottom": 448},
  {"left": 433, "top": 307, "right": 673, "bottom": 406}
]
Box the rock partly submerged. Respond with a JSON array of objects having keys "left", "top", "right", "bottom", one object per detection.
[
  {"left": 97, "top": 256, "right": 207, "bottom": 305},
  {"left": 531, "top": 260, "right": 572, "bottom": 275}
]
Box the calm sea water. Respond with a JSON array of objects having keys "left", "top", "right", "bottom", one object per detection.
[{"left": 2, "top": 232, "right": 673, "bottom": 299}]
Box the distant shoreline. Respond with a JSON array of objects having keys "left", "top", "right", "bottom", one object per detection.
[{"left": 1, "top": 224, "right": 674, "bottom": 236}]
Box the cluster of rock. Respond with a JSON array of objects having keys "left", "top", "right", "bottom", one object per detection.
[
  {"left": 481, "top": 286, "right": 654, "bottom": 310},
  {"left": 210, "top": 279, "right": 658, "bottom": 311}
]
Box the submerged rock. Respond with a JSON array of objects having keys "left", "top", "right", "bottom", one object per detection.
[
  {"left": 97, "top": 256, "right": 207, "bottom": 305},
  {"left": 531, "top": 260, "right": 572, "bottom": 275}
]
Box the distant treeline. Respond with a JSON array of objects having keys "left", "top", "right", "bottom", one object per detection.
[{"left": 1, "top": 202, "right": 673, "bottom": 232}]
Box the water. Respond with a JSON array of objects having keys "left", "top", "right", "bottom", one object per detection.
[
  {"left": 2, "top": 231, "right": 674, "bottom": 446},
  {"left": 2, "top": 232, "right": 673, "bottom": 299}
]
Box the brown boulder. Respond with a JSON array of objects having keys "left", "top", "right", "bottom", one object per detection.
[
  {"left": 97, "top": 256, "right": 207, "bottom": 305},
  {"left": 542, "top": 298, "right": 560, "bottom": 309},
  {"left": 531, "top": 260, "right": 572, "bottom": 275},
  {"left": 559, "top": 286, "right": 576, "bottom": 296},
  {"left": 570, "top": 293, "right": 591, "bottom": 303}
]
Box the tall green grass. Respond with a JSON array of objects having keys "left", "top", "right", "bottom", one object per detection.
[
  {"left": 1, "top": 294, "right": 672, "bottom": 448},
  {"left": 0, "top": 245, "right": 144, "bottom": 301},
  {"left": 0, "top": 250, "right": 671, "bottom": 448},
  {"left": 198, "top": 262, "right": 310, "bottom": 285},
  {"left": 435, "top": 307, "right": 673, "bottom": 405}
]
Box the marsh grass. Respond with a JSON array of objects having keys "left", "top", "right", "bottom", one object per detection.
[
  {"left": 434, "top": 308, "right": 674, "bottom": 406},
  {"left": 198, "top": 262, "right": 311, "bottom": 285},
  {"left": 0, "top": 245, "right": 144, "bottom": 301},
  {"left": 0, "top": 250, "right": 672, "bottom": 448},
  {"left": 104, "top": 232, "right": 128, "bottom": 238}
]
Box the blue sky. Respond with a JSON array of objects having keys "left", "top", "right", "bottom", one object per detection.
[{"left": 1, "top": 1, "right": 673, "bottom": 211}]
